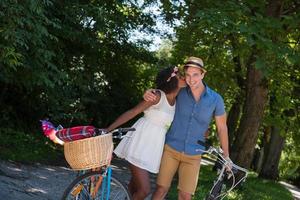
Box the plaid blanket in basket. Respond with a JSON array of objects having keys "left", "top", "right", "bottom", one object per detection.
[{"left": 56, "top": 126, "right": 97, "bottom": 142}]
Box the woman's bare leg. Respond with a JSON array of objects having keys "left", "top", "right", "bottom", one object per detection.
[
  {"left": 129, "top": 163, "right": 151, "bottom": 200},
  {"left": 128, "top": 176, "right": 137, "bottom": 196}
]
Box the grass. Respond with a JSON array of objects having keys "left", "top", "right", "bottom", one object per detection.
[
  {"left": 0, "top": 128, "right": 64, "bottom": 165},
  {"left": 168, "top": 164, "right": 293, "bottom": 200}
]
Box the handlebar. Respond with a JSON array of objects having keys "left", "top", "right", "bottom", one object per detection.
[
  {"left": 96, "top": 127, "right": 136, "bottom": 139},
  {"left": 117, "top": 127, "right": 136, "bottom": 133},
  {"left": 197, "top": 140, "right": 248, "bottom": 173}
]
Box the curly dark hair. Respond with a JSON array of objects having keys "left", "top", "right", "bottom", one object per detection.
[{"left": 156, "top": 66, "right": 179, "bottom": 94}]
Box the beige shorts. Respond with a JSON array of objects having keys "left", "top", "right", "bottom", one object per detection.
[{"left": 156, "top": 145, "right": 202, "bottom": 194}]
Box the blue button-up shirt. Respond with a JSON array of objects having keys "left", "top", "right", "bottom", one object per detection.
[{"left": 165, "top": 85, "right": 225, "bottom": 155}]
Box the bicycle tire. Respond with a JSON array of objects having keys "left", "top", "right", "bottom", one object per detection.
[
  {"left": 61, "top": 171, "right": 132, "bottom": 200},
  {"left": 205, "top": 180, "right": 224, "bottom": 200}
]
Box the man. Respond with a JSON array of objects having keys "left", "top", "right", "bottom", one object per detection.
[{"left": 144, "top": 57, "right": 230, "bottom": 200}]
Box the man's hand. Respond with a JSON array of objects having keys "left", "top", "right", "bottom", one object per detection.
[
  {"left": 224, "top": 156, "right": 233, "bottom": 171},
  {"left": 143, "top": 89, "right": 157, "bottom": 102}
]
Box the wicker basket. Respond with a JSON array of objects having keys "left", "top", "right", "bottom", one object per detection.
[{"left": 64, "top": 133, "right": 113, "bottom": 170}]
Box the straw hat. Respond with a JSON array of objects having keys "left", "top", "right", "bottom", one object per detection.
[{"left": 184, "top": 57, "right": 206, "bottom": 73}]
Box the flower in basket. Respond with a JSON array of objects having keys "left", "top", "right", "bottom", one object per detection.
[{"left": 40, "top": 120, "right": 64, "bottom": 145}]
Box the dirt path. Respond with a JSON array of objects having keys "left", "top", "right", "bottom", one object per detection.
[
  {"left": 0, "top": 159, "right": 155, "bottom": 200},
  {"left": 0, "top": 160, "right": 76, "bottom": 200}
]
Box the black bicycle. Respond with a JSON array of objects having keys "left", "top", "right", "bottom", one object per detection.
[{"left": 197, "top": 140, "right": 248, "bottom": 200}]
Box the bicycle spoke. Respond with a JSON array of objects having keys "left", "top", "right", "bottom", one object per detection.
[{"left": 62, "top": 171, "right": 131, "bottom": 200}]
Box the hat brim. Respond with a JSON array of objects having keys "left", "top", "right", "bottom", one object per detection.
[{"left": 184, "top": 64, "right": 207, "bottom": 73}]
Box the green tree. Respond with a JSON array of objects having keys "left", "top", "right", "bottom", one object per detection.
[
  {"left": 0, "top": 0, "right": 159, "bottom": 133},
  {"left": 159, "top": 0, "right": 300, "bottom": 178}
]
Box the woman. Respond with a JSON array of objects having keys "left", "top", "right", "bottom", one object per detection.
[{"left": 106, "top": 66, "right": 186, "bottom": 200}]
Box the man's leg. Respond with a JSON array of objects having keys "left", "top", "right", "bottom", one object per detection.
[
  {"left": 151, "top": 185, "right": 169, "bottom": 200},
  {"left": 178, "top": 190, "right": 192, "bottom": 200},
  {"left": 152, "top": 145, "right": 180, "bottom": 200},
  {"left": 177, "top": 154, "right": 202, "bottom": 200}
]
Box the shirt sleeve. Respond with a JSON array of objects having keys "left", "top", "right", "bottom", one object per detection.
[{"left": 214, "top": 95, "right": 225, "bottom": 116}]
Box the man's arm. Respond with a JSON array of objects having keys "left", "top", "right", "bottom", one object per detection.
[
  {"left": 215, "top": 113, "right": 229, "bottom": 158},
  {"left": 143, "top": 89, "right": 158, "bottom": 102}
]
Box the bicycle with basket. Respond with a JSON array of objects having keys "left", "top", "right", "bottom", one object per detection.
[{"left": 61, "top": 127, "right": 135, "bottom": 200}]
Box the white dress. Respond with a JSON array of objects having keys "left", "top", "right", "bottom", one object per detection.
[{"left": 113, "top": 91, "right": 175, "bottom": 173}]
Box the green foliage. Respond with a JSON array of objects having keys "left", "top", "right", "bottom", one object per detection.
[
  {"left": 156, "top": 39, "right": 174, "bottom": 67},
  {"left": 168, "top": 165, "right": 293, "bottom": 200},
  {"left": 0, "top": 0, "right": 159, "bottom": 133},
  {"left": 280, "top": 134, "right": 300, "bottom": 181},
  {"left": 0, "top": 128, "right": 63, "bottom": 164}
]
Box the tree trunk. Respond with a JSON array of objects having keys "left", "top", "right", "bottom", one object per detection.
[
  {"left": 230, "top": 0, "right": 283, "bottom": 169},
  {"left": 227, "top": 96, "right": 242, "bottom": 146},
  {"left": 230, "top": 63, "right": 268, "bottom": 168},
  {"left": 259, "top": 126, "right": 285, "bottom": 180},
  {"left": 251, "top": 126, "right": 271, "bottom": 172},
  {"left": 226, "top": 40, "right": 245, "bottom": 146}
]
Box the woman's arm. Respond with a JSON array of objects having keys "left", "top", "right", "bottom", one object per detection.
[{"left": 106, "top": 93, "right": 161, "bottom": 131}]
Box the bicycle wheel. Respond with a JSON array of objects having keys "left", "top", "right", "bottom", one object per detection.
[
  {"left": 62, "top": 171, "right": 132, "bottom": 200},
  {"left": 205, "top": 180, "right": 224, "bottom": 200}
]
